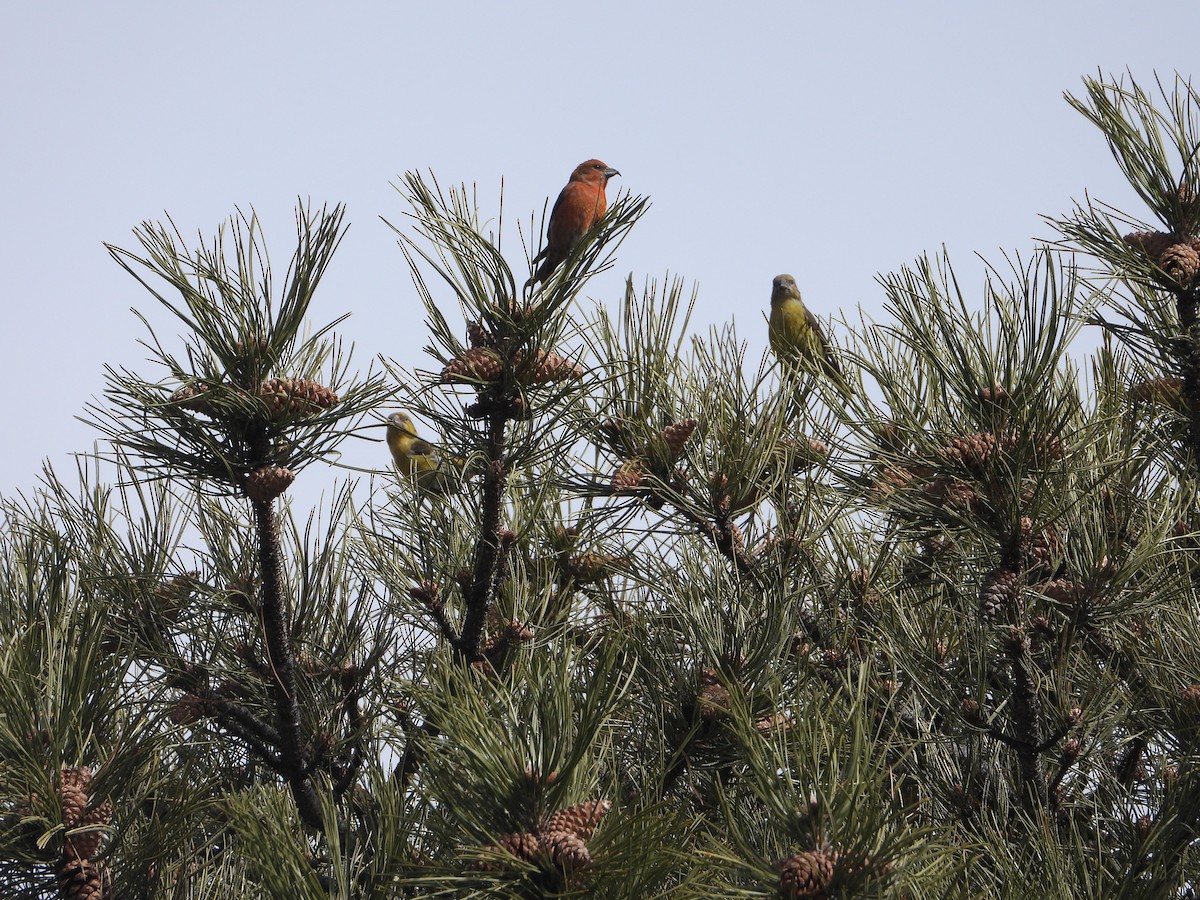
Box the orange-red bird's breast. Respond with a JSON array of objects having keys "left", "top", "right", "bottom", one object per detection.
[{"left": 529, "top": 159, "right": 620, "bottom": 286}]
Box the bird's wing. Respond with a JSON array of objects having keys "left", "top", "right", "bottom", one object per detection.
[
  {"left": 804, "top": 307, "right": 843, "bottom": 377},
  {"left": 548, "top": 182, "right": 600, "bottom": 247},
  {"left": 410, "top": 438, "right": 438, "bottom": 457}
]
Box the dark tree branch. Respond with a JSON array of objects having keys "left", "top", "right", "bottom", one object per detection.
[{"left": 251, "top": 483, "right": 323, "bottom": 830}]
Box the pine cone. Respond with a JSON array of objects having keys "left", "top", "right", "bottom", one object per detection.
[
  {"left": 920, "top": 476, "right": 979, "bottom": 512},
  {"left": 501, "top": 830, "right": 541, "bottom": 861},
  {"left": 1130, "top": 376, "right": 1186, "bottom": 412},
  {"left": 1160, "top": 242, "right": 1200, "bottom": 288},
  {"left": 938, "top": 432, "right": 997, "bottom": 469},
  {"left": 1018, "top": 431, "right": 1067, "bottom": 464},
  {"left": 466, "top": 321, "right": 494, "bottom": 349},
  {"left": 243, "top": 465, "right": 296, "bottom": 502},
  {"left": 542, "top": 829, "right": 591, "bottom": 869},
  {"left": 947, "top": 783, "right": 980, "bottom": 816},
  {"left": 441, "top": 347, "right": 504, "bottom": 383},
  {"left": 1023, "top": 533, "right": 1057, "bottom": 573},
  {"left": 470, "top": 831, "right": 540, "bottom": 871},
  {"left": 800, "top": 436, "right": 831, "bottom": 464},
  {"left": 168, "top": 693, "right": 210, "bottom": 725},
  {"left": 170, "top": 382, "right": 214, "bottom": 415},
  {"left": 1021, "top": 519, "right": 1061, "bottom": 573},
  {"left": 979, "top": 567, "right": 1020, "bottom": 622},
  {"left": 597, "top": 417, "right": 633, "bottom": 446},
  {"left": 59, "top": 768, "right": 93, "bottom": 831},
  {"left": 959, "top": 698, "right": 984, "bottom": 725},
  {"left": 1041, "top": 578, "right": 1085, "bottom": 604},
  {"left": 1123, "top": 230, "right": 1175, "bottom": 260},
  {"left": 59, "top": 768, "right": 111, "bottom": 862},
  {"left": 501, "top": 618, "right": 535, "bottom": 643},
  {"left": 566, "top": 551, "right": 621, "bottom": 584},
  {"left": 726, "top": 522, "right": 746, "bottom": 554},
  {"left": 697, "top": 680, "right": 733, "bottom": 721},
  {"left": 56, "top": 856, "right": 109, "bottom": 900},
  {"left": 980, "top": 383, "right": 1010, "bottom": 407},
  {"left": 512, "top": 348, "right": 584, "bottom": 385},
  {"left": 659, "top": 418, "right": 698, "bottom": 459},
  {"left": 542, "top": 799, "right": 611, "bottom": 842},
  {"left": 256, "top": 377, "right": 338, "bottom": 421},
  {"left": 820, "top": 647, "right": 848, "bottom": 668},
  {"left": 868, "top": 466, "right": 912, "bottom": 501},
  {"left": 611, "top": 458, "right": 647, "bottom": 493},
  {"left": 775, "top": 849, "right": 837, "bottom": 898},
  {"left": 755, "top": 711, "right": 792, "bottom": 733}
]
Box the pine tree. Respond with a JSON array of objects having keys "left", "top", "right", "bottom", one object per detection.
[{"left": 1, "top": 73, "right": 1199, "bottom": 898}]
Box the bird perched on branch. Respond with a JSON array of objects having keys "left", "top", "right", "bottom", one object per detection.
[
  {"left": 768, "top": 274, "right": 844, "bottom": 382},
  {"left": 385, "top": 412, "right": 457, "bottom": 494},
  {"left": 527, "top": 159, "right": 620, "bottom": 288}
]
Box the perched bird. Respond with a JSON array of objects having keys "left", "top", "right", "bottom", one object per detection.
[
  {"left": 768, "top": 274, "right": 843, "bottom": 380},
  {"left": 385, "top": 413, "right": 455, "bottom": 494},
  {"left": 528, "top": 159, "right": 620, "bottom": 287}
]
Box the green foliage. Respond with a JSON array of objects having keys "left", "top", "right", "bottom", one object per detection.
[{"left": 3, "top": 72, "right": 1200, "bottom": 898}]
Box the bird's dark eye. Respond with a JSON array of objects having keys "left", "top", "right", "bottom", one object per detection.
[{"left": 593, "top": 163, "right": 603, "bottom": 169}]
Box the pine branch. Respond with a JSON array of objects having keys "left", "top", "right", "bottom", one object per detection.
[
  {"left": 456, "top": 402, "right": 512, "bottom": 661},
  {"left": 251, "top": 489, "right": 322, "bottom": 829}
]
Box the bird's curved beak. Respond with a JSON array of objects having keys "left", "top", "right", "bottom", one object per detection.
[{"left": 604, "top": 167, "right": 621, "bottom": 180}]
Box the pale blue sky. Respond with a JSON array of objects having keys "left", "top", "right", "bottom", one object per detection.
[{"left": 2, "top": 2, "right": 1195, "bottom": 501}]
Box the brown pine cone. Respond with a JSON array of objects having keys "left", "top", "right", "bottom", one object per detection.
[
  {"left": 470, "top": 831, "right": 540, "bottom": 871},
  {"left": 243, "top": 465, "right": 296, "bottom": 502},
  {"left": 1123, "top": 230, "right": 1175, "bottom": 260},
  {"left": 611, "top": 458, "right": 647, "bottom": 493},
  {"left": 799, "top": 436, "right": 831, "bottom": 464},
  {"left": 441, "top": 347, "right": 504, "bottom": 383},
  {"left": 466, "top": 321, "right": 494, "bottom": 349},
  {"left": 1021, "top": 519, "right": 1061, "bottom": 573},
  {"left": 565, "top": 551, "right": 621, "bottom": 584},
  {"left": 59, "top": 768, "right": 111, "bottom": 861},
  {"left": 500, "top": 830, "right": 541, "bottom": 862},
  {"left": 979, "top": 567, "right": 1020, "bottom": 621},
  {"left": 980, "top": 383, "right": 1010, "bottom": 406},
  {"left": 1160, "top": 242, "right": 1200, "bottom": 288},
  {"left": 659, "top": 418, "right": 698, "bottom": 459},
  {"left": 939, "top": 431, "right": 998, "bottom": 469},
  {"left": 512, "top": 348, "right": 584, "bottom": 385},
  {"left": 56, "top": 855, "right": 109, "bottom": 900},
  {"left": 920, "top": 476, "right": 979, "bottom": 512},
  {"left": 868, "top": 466, "right": 912, "bottom": 501},
  {"left": 775, "top": 849, "right": 837, "bottom": 898},
  {"left": 170, "top": 382, "right": 214, "bottom": 415},
  {"left": 959, "top": 698, "right": 984, "bottom": 725},
  {"left": 1020, "top": 431, "right": 1067, "bottom": 464},
  {"left": 542, "top": 799, "right": 611, "bottom": 842},
  {"left": 1130, "top": 376, "right": 1186, "bottom": 412},
  {"left": 59, "top": 768, "right": 93, "bottom": 831},
  {"left": 257, "top": 377, "right": 338, "bottom": 421},
  {"left": 542, "top": 829, "right": 591, "bottom": 869},
  {"left": 696, "top": 681, "right": 729, "bottom": 724},
  {"left": 168, "top": 693, "right": 210, "bottom": 725}
]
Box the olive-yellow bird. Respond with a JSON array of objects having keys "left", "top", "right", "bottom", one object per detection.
[
  {"left": 768, "top": 274, "right": 842, "bottom": 380},
  {"left": 385, "top": 413, "right": 455, "bottom": 494}
]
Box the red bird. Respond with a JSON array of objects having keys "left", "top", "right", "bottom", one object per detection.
[{"left": 528, "top": 159, "right": 620, "bottom": 287}]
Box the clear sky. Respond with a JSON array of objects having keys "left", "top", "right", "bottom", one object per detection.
[{"left": 2, "top": 2, "right": 1196, "bottom": 504}]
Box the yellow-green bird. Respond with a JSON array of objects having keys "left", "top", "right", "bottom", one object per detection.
[
  {"left": 768, "top": 273, "right": 842, "bottom": 380},
  {"left": 385, "top": 412, "right": 456, "bottom": 494}
]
